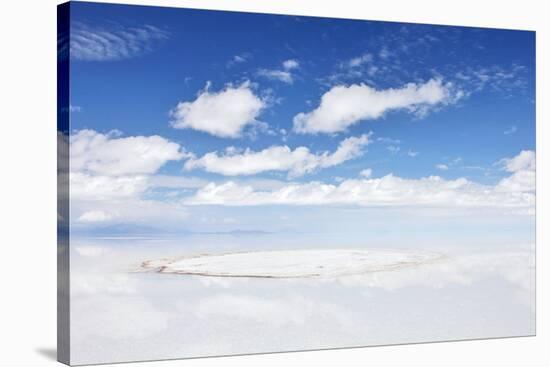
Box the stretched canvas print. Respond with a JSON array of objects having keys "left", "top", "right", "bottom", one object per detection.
[{"left": 57, "top": 1, "right": 536, "bottom": 365}]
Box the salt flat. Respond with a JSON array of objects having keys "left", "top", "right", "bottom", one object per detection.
[
  {"left": 139, "top": 249, "right": 444, "bottom": 278},
  {"left": 69, "top": 238, "right": 535, "bottom": 365}
]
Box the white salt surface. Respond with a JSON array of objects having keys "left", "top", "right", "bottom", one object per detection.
[
  {"left": 70, "top": 238, "right": 535, "bottom": 365},
  {"left": 140, "top": 249, "right": 444, "bottom": 278}
]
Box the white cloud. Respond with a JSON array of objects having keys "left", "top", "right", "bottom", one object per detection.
[
  {"left": 77, "top": 210, "right": 116, "bottom": 223},
  {"left": 184, "top": 134, "right": 371, "bottom": 177},
  {"left": 387, "top": 145, "right": 401, "bottom": 154},
  {"left": 71, "top": 195, "right": 190, "bottom": 226},
  {"left": 234, "top": 55, "right": 247, "bottom": 63},
  {"left": 497, "top": 170, "right": 536, "bottom": 193},
  {"left": 500, "top": 150, "right": 535, "bottom": 173},
  {"left": 346, "top": 53, "right": 373, "bottom": 68},
  {"left": 282, "top": 59, "right": 299, "bottom": 70},
  {"left": 359, "top": 169, "right": 372, "bottom": 178},
  {"left": 455, "top": 64, "right": 528, "bottom": 95},
  {"left": 436, "top": 164, "right": 449, "bottom": 170},
  {"left": 170, "top": 82, "right": 266, "bottom": 138},
  {"left": 67, "top": 130, "right": 197, "bottom": 227},
  {"left": 70, "top": 172, "right": 150, "bottom": 200},
  {"left": 379, "top": 46, "right": 391, "bottom": 59},
  {"left": 74, "top": 245, "right": 110, "bottom": 257},
  {"left": 293, "top": 79, "right": 459, "bottom": 134},
  {"left": 148, "top": 175, "right": 209, "bottom": 189},
  {"left": 70, "top": 22, "right": 169, "bottom": 61},
  {"left": 504, "top": 125, "right": 518, "bottom": 135},
  {"left": 257, "top": 69, "right": 293, "bottom": 83},
  {"left": 257, "top": 59, "right": 300, "bottom": 84},
  {"left": 377, "top": 137, "right": 401, "bottom": 145},
  {"left": 70, "top": 130, "right": 184, "bottom": 176},
  {"left": 184, "top": 153, "right": 535, "bottom": 210},
  {"left": 496, "top": 150, "right": 536, "bottom": 193},
  {"left": 227, "top": 53, "right": 251, "bottom": 67},
  {"left": 407, "top": 149, "right": 419, "bottom": 157}
]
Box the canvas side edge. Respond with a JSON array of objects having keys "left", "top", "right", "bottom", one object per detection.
[{"left": 57, "top": 2, "right": 71, "bottom": 365}]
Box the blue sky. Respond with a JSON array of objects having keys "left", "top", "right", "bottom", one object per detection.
[{"left": 64, "top": 2, "right": 535, "bottom": 236}]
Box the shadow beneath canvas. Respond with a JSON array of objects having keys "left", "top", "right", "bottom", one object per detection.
[{"left": 36, "top": 348, "right": 57, "bottom": 361}]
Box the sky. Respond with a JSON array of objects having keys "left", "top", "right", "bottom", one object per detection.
[{"left": 62, "top": 1, "right": 536, "bottom": 239}]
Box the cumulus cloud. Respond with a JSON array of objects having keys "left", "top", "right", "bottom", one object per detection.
[
  {"left": 499, "top": 150, "right": 535, "bottom": 173},
  {"left": 257, "top": 59, "right": 300, "bottom": 84},
  {"left": 70, "top": 22, "right": 169, "bottom": 61},
  {"left": 170, "top": 82, "right": 266, "bottom": 138},
  {"left": 184, "top": 134, "right": 371, "bottom": 177},
  {"left": 436, "top": 164, "right": 449, "bottom": 171},
  {"left": 496, "top": 150, "right": 536, "bottom": 193},
  {"left": 293, "top": 79, "right": 459, "bottom": 134},
  {"left": 359, "top": 169, "right": 373, "bottom": 178},
  {"left": 69, "top": 172, "right": 150, "bottom": 200},
  {"left": 148, "top": 175, "right": 209, "bottom": 189},
  {"left": 282, "top": 59, "right": 299, "bottom": 70},
  {"left": 184, "top": 152, "right": 535, "bottom": 210},
  {"left": 74, "top": 245, "right": 111, "bottom": 257},
  {"left": 71, "top": 197, "right": 190, "bottom": 226},
  {"left": 68, "top": 130, "right": 194, "bottom": 226},
  {"left": 77, "top": 210, "right": 116, "bottom": 223},
  {"left": 70, "top": 130, "right": 184, "bottom": 176}
]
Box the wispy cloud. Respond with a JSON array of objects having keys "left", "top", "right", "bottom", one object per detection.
[
  {"left": 257, "top": 59, "right": 300, "bottom": 84},
  {"left": 60, "top": 104, "right": 82, "bottom": 113},
  {"left": 377, "top": 137, "right": 401, "bottom": 145},
  {"left": 504, "top": 125, "right": 518, "bottom": 135},
  {"left": 226, "top": 52, "right": 252, "bottom": 68},
  {"left": 321, "top": 24, "right": 530, "bottom": 102},
  {"left": 453, "top": 64, "right": 529, "bottom": 95},
  {"left": 343, "top": 53, "right": 373, "bottom": 68},
  {"left": 387, "top": 145, "right": 401, "bottom": 154},
  {"left": 378, "top": 46, "right": 391, "bottom": 60},
  {"left": 257, "top": 69, "right": 293, "bottom": 83},
  {"left": 70, "top": 22, "right": 169, "bottom": 61},
  {"left": 69, "top": 104, "right": 82, "bottom": 112}
]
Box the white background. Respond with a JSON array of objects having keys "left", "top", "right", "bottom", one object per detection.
[{"left": 0, "top": 0, "right": 547, "bottom": 366}]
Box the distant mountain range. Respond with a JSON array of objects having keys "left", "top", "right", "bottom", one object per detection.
[{"left": 70, "top": 223, "right": 274, "bottom": 237}]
